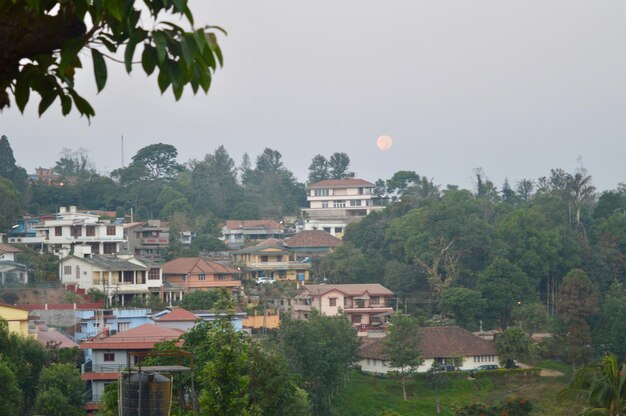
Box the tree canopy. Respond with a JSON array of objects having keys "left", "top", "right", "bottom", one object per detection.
[{"left": 0, "top": 0, "right": 223, "bottom": 118}]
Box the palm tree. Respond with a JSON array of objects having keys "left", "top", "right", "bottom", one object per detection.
[{"left": 559, "top": 355, "right": 626, "bottom": 415}]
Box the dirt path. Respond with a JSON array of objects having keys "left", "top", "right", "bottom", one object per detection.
[{"left": 517, "top": 362, "right": 564, "bottom": 377}]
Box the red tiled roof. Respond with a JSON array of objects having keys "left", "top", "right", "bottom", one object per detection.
[
  {"left": 285, "top": 230, "right": 343, "bottom": 248},
  {"left": 309, "top": 178, "right": 375, "bottom": 189},
  {"left": 162, "top": 257, "right": 239, "bottom": 275},
  {"left": 224, "top": 220, "right": 281, "bottom": 230},
  {"left": 0, "top": 243, "right": 21, "bottom": 254},
  {"left": 80, "top": 323, "right": 183, "bottom": 350},
  {"left": 155, "top": 308, "right": 198, "bottom": 322},
  {"left": 358, "top": 326, "right": 497, "bottom": 361},
  {"left": 301, "top": 284, "right": 393, "bottom": 297},
  {"left": 81, "top": 372, "right": 120, "bottom": 381}
]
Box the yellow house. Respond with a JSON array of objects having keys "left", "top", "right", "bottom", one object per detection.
[{"left": 0, "top": 302, "right": 32, "bottom": 337}]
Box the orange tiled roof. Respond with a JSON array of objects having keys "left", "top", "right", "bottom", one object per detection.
[
  {"left": 309, "top": 178, "right": 375, "bottom": 189},
  {"left": 285, "top": 230, "right": 343, "bottom": 248},
  {"left": 80, "top": 323, "right": 183, "bottom": 350},
  {"left": 0, "top": 243, "right": 21, "bottom": 254},
  {"left": 155, "top": 308, "right": 198, "bottom": 322},
  {"left": 300, "top": 283, "right": 393, "bottom": 297},
  {"left": 162, "top": 257, "right": 239, "bottom": 275}
]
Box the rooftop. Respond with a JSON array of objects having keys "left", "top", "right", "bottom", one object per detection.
[
  {"left": 309, "top": 178, "right": 375, "bottom": 189},
  {"left": 224, "top": 220, "right": 282, "bottom": 230},
  {"left": 285, "top": 230, "right": 343, "bottom": 248},
  {"left": 162, "top": 257, "right": 240, "bottom": 275},
  {"left": 80, "top": 323, "right": 184, "bottom": 350},
  {"left": 154, "top": 308, "right": 199, "bottom": 322},
  {"left": 300, "top": 283, "right": 394, "bottom": 297},
  {"left": 0, "top": 243, "right": 21, "bottom": 254}
]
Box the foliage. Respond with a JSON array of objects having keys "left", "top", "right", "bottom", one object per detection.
[
  {"left": 178, "top": 290, "right": 221, "bottom": 310},
  {"left": 0, "top": 359, "right": 22, "bottom": 416},
  {"left": 0, "top": 135, "right": 27, "bottom": 191},
  {"left": 383, "top": 313, "right": 422, "bottom": 400},
  {"left": 328, "top": 152, "right": 351, "bottom": 179},
  {"left": 495, "top": 327, "right": 534, "bottom": 368},
  {"left": 477, "top": 258, "right": 533, "bottom": 330},
  {"left": 455, "top": 397, "right": 532, "bottom": 416},
  {"left": 33, "top": 363, "right": 84, "bottom": 416},
  {"left": 319, "top": 244, "right": 385, "bottom": 284},
  {"left": 279, "top": 312, "right": 359, "bottom": 415},
  {"left": 0, "top": 178, "right": 20, "bottom": 231},
  {"left": 54, "top": 147, "right": 95, "bottom": 177},
  {"left": 558, "top": 355, "right": 626, "bottom": 416},
  {"left": 557, "top": 269, "right": 598, "bottom": 366},
  {"left": 439, "top": 287, "right": 485, "bottom": 331},
  {"left": 0, "top": 0, "right": 223, "bottom": 118},
  {"left": 308, "top": 154, "right": 329, "bottom": 184},
  {"left": 594, "top": 281, "right": 626, "bottom": 361}
]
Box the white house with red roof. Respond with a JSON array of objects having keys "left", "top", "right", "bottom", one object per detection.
[
  {"left": 302, "top": 178, "right": 385, "bottom": 237},
  {"left": 357, "top": 326, "right": 499, "bottom": 375},
  {"left": 293, "top": 283, "right": 394, "bottom": 335},
  {"left": 80, "top": 323, "right": 184, "bottom": 411}
]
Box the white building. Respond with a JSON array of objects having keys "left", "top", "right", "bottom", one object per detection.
[
  {"left": 8, "top": 206, "right": 125, "bottom": 258},
  {"left": 301, "top": 178, "right": 385, "bottom": 237}
]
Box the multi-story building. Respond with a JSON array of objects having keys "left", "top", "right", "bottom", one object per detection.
[
  {"left": 221, "top": 220, "right": 283, "bottom": 249},
  {"left": 60, "top": 246, "right": 163, "bottom": 306},
  {"left": 8, "top": 206, "right": 125, "bottom": 258},
  {"left": 161, "top": 257, "right": 242, "bottom": 303},
  {"left": 301, "top": 178, "right": 385, "bottom": 237},
  {"left": 293, "top": 283, "right": 394, "bottom": 335},
  {"left": 79, "top": 323, "right": 184, "bottom": 412},
  {"left": 233, "top": 238, "right": 311, "bottom": 282},
  {"left": 73, "top": 308, "right": 153, "bottom": 342},
  {"left": 123, "top": 220, "right": 170, "bottom": 258}
]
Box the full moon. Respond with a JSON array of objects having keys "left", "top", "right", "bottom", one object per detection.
[{"left": 376, "top": 135, "right": 393, "bottom": 150}]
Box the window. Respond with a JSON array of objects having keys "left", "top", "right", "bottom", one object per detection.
[
  {"left": 323, "top": 227, "right": 332, "bottom": 233},
  {"left": 333, "top": 200, "right": 345, "bottom": 208},
  {"left": 218, "top": 275, "right": 226, "bottom": 281},
  {"left": 103, "top": 243, "right": 116, "bottom": 254},
  {"left": 106, "top": 226, "right": 116, "bottom": 236},
  {"left": 350, "top": 199, "right": 362, "bottom": 207},
  {"left": 117, "top": 322, "right": 129, "bottom": 332},
  {"left": 104, "top": 352, "right": 115, "bottom": 362},
  {"left": 260, "top": 255, "right": 268, "bottom": 263},
  {"left": 55, "top": 226, "right": 62, "bottom": 236},
  {"left": 370, "top": 296, "right": 380, "bottom": 305},
  {"left": 329, "top": 297, "right": 337, "bottom": 307},
  {"left": 334, "top": 227, "right": 343, "bottom": 234},
  {"left": 351, "top": 314, "right": 362, "bottom": 324},
  {"left": 86, "top": 226, "right": 96, "bottom": 236},
  {"left": 322, "top": 201, "right": 329, "bottom": 208},
  {"left": 148, "top": 269, "right": 160, "bottom": 280},
  {"left": 70, "top": 225, "right": 81, "bottom": 237},
  {"left": 314, "top": 189, "right": 329, "bottom": 196},
  {"left": 64, "top": 265, "right": 72, "bottom": 275},
  {"left": 198, "top": 274, "right": 206, "bottom": 281}
]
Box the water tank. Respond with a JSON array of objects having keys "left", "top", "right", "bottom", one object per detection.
[{"left": 119, "top": 372, "right": 172, "bottom": 416}]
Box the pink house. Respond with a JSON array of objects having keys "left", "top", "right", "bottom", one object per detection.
[{"left": 293, "top": 284, "right": 394, "bottom": 334}]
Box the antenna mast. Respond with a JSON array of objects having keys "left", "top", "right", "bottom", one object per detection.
[{"left": 121, "top": 135, "right": 125, "bottom": 167}]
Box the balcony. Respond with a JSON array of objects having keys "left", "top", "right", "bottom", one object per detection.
[
  {"left": 139, "top": 237, "right": 169, "bottom": 245},
  {"left": 293, "top": 304, "right": 311, "bottom": 312},
  {"left": 246, "top": 261, "right": 311, "bottom": 270}
]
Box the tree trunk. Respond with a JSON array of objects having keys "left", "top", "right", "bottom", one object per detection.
[{"left": 402, "top": 376, "right": 407, "bottom": 401}]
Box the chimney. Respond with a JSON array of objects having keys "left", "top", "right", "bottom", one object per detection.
[
  {"left": 69, "top": 206, "right": 77, "bottom": 213},
  {"left": 59, "top": 206, "right": 67, "bottom": 214}
]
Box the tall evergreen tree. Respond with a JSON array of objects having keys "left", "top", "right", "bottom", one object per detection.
[
  {"left": 328, "top": 152, "right": 350, "bottom": 179},
  {"left": 308, "top": 154, "right": 329, "bottom": 184}
]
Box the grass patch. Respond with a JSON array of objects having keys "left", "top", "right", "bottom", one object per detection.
[
  {"left": 331, "top": 370, "right": 578, "bottom": 416},
  {"left": 536, "top": 360, "right": 572, "bottom": 376}
]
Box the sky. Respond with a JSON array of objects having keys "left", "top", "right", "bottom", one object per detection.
[{"left": 2, "top": 1, "right": 626, "bottom": 191}]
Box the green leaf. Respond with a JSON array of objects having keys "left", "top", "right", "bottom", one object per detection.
[
  {"left": 38, "top": 90, "right": 57, "bottom": 116},
  {"left": 141, "top": 45, "right": 157, "bottom": 75},
  {"left": 91, "top": 49, "right": 107, "bottom": 92},
  {"left": 180, "top": 34, "right": 196, "bottom": 68},
  {"left": 124, "top": 36, "right": 139, "bottom": 73},
  {"left": 60, "top": 94, "right": 72, "bottom": 115},
  {"left": 69, "top": 89, "right": 95, "bottom": 119},
  {"left": 153, "top": 32, "right": 168, "bottom": 64},
  {"left": 59, "top": 37, "right": 85, "bottom": 74},
  {"left": 157, "top": 67, "right": 171, "bottom": 93},
  {"left": 14, "top": 76, "right": 30, "bottom": 112},
  {"left": 107, "top": 0, "right": 125, "bottom": 21}
]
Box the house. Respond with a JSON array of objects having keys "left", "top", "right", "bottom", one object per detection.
[
  {"left": 73, "top": 308, "right": 153, "bottom": 342},
  {"left": 357, "top": 326, "right": 499, "bottom": 375},
  {"left": 284, "top": 229, "right": 343, "bottom": 257},
  {"left": 301, "top": 178, "right": 385, "bottom": 237},
  {"left": 8, "top": 206, "right": 125, "bottom": 258},
  {"left": 233, "top": 238, "right": 311, "bottom": 282},
  {"left": 123, "top": 220, "right": 169, "bottom": 258},
  {"left": 161, "top": 257, "right": 242, "bottom": 303},
  {"left": 221, "top": 220, "right": 283, "bottom": 249},
  {"left": 0, "top": 243, "right": 28, "bottom": 284},
  {"left": 36, "top": 323, "right": 80, "bottom": 349},
  {"left": 152, "top": 307, "right": 199, "bottom": 332},
  {"left": 80, "top": 323, "right": 184, "bottom": 410},
  {"left": 0, "top": 302, "right": 34, "bottom": 337},
  {"left": 293, "top": 284, "right": 394, "bottom": 334},
  {"left": 59, "top": 246, "right": 163, "bottom": 306}
]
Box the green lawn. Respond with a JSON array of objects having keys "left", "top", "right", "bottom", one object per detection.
[{"left": 330, "top": 370, "right": 578, "bottom": 416}]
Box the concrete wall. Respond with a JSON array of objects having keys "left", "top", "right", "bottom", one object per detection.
[{"left": 34, "top": 309, "right": 77, "bottom": 328}]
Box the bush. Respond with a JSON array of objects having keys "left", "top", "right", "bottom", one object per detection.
[
  {"left": 472, "top": 368, "right": 541, "bottom": 380},
  {"left": 455, "top": 396, "right": 532, "bottom": 416}
]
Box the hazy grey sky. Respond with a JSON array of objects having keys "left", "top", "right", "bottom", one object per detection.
[{"left": 2, "top": 1, "right": 626, "bottom": 191}]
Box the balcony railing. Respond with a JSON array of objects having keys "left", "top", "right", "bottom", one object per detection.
[
  {"left": 82, "top": 360, "right": 127, "bottom": 373},
  {"left": 246, "top": 261, "right": 311, "bottom": 270}
]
